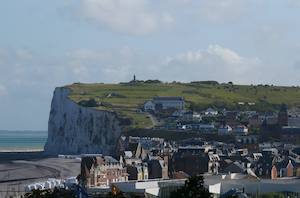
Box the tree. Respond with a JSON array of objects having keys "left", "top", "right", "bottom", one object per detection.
[
  {"left": 86, "top": 98, "right": 98, "bottom": 107},
  {"left": 169, "top": 175, "right": 211, "bottom": 198},
  {"left": 260, "top": 191, "right": 285, "bottom": 198}
]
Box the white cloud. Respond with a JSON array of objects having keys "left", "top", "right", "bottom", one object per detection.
[
  {"left": 175, "top": 50, "right": 202, "bottom": 63},
  {"left": 162, "top": 45, "right": 264, "bottom": 84},
  {"left": 0, "top": 84, "right": 7, "bottom": 96},
  {"left": 62, "top": 0, "right": 175, "bottom": 35},
  {"left": 206, "top": 45, "right": 262, "bottom": 75}
]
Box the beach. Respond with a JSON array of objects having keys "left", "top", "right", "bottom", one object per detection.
[{"left": 0, "top": 152, "right": 80, "bottom": 197}]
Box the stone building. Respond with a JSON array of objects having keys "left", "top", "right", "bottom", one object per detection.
[
  {"left": 236, "top": 135, "right": 259, "bottom": 153},
  {"left": 78, "top": 156, "right": 128, "bottom": 188},
  {"left": 259, "top": 103, "right": 288, "bottom": 142}
]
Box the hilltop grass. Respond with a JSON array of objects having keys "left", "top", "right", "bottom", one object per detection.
[
  {"left": 66, "top": 82, "right": 300, "bottom": 108},
  {"left": 64, "top": 81, "right": 300, "bottom": 131}
]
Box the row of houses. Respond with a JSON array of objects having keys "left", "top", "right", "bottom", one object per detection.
[
  {"left": 155, "top": 123, "right": 248, "bottom": 135},
  {"left": 72, "top": 133, "right": 300, "bottom": 197}
]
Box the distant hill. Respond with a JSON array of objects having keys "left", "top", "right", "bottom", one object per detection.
[{"left": 64, "top": 81, "right": 300, "bottom": 130}]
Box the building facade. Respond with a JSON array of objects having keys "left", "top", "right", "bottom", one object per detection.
[{"left": 153, "top": 97, "right": 185, "bottom": 110}]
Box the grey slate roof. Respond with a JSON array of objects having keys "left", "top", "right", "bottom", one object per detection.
[
  {"left": 104, "top": 156, "right": 118, "bottom": 163},
  {"left": 280, "top": 126, "right": 300, "bottom": 134},
  {"left": 153, "top": 97, "right": 185, "bottom": 101},
  {"left": 288, "top": 118, "right": 300, "bottom": 127}
]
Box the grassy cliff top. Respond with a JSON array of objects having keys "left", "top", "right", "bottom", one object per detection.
[
  {"left": 65, "top": 81, "right": 300, "bottom": 109},
  {"left": 63, "top": 81, "right": 300, "bottom": 132}
]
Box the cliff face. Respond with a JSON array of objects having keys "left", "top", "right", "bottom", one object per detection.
[{"left": 44, "top": 87, "right": 121, "bottom": 156}]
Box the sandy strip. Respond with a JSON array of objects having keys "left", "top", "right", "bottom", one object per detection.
[{"left": 0, "top": 154, "right": 80, "bottom": 198}]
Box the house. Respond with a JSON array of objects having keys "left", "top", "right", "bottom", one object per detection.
[
  {"left": 218, "top": 125, "right": 232, "bottom": 134},
  {"left": 280, "top": 126, "right": 300, "bottom": 143},
  {"left": 204, "top": 108, "right": 218, "bottom": 116},
  {"left": 162, "top": 108, "right": 176, "bottom": 115},
  {"left": 223, "top": 161, "right": 246, "bottom": 173},
  {"left": 169, "top": 151, "right": 220, "bottom": 176},
  {"left": 162, "top": 124, "right": 186, "bottom": 130},
  {"left": 172, "top": 111, "right": 182, "bottom": 117},
  {"left": 149, "top": 159, "right": 168, "bottom": 179},
  {"left": 199, "top": 124, "right": 215, "bottom": 132},
  {"left": 126, "top": 164, "right": 149, "bottom": 181},
  {"left": 219, "top": 159, "right": 232, "bottom": 173},
  {"left": 182, "top": 111, "right": 201, "bottom": 122},
  {"left": 232, "top": 125, "right": 248, "bottom": 135},
  {"left": 248, "top": 118, "right": 263, "bottom": 128},
  {"left": 125, "top": 142, "right": 147, "bottom": 160},
  {"left": 143, "top": 101, "right": 155, "bottom": 112},
  {"left": 274, "top": 158, "right": 300, "bottom": 178},
  {"left": 78, "top": 156, "right": 128, "bottom": 188},
  {"left": 257, "top": 112, "right": 276, "bottom": 120},
  {"left": 236, "top": 135, "right": 259, "bottom": 153},
  {"left": 153, "top": 97, "right": 185, "bottom": 110}
]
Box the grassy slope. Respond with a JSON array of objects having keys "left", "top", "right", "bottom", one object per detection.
[
  {"left": 66, "top": 82, "right": 300, "bottom": 109},
  {"left": 64, "top": 82, "right": 300, "bottom": 141}
]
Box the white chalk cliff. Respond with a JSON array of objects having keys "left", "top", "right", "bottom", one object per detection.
[{"left": 44, "top": 87, "right": 121, "bottom": 155}]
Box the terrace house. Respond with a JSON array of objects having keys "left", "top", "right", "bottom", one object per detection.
[
  {"left": 79, "top": 156, "right": 128, "bottom": 188},
  {"left": 182, "top": 111, "right": 201, "bottom": 122}
]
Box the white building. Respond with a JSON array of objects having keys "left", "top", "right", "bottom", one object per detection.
[
  {"left": 218, "top": 125, "right": 232, "bottom": 134},
  {"left": 143, "top": 101, "right": 155, "bottom": 112},
  {"left": 153, "top": 97, "right": 185, "bottom": 110},
  {"left": 231, "top": 125, "right": 248, "bottom": 135},
  {"left": 204, "top": 108, "right": 218, "bottom": 116}
]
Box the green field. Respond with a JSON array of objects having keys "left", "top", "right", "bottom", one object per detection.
[{"left": 64, "top": 81, "right": 300, "bottom": 130}]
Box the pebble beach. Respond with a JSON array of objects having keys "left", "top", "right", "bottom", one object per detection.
[{"left": 0, "top": 152, "right": 80, "bottom": 198}]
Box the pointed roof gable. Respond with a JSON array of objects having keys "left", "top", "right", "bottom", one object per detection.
[{"left": 279, "top": 103, "right": 287, "bottom": 114}]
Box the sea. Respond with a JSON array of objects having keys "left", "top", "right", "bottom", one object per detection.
[{"left": 0, "top": 131, "right": 48, "bottom": 152}]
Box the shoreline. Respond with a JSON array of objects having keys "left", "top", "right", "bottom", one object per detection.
[
  {"left": 0, "top": 151, "right": 46, "bottom": 164},
  {"left": 0, "top": 149, "right": 44, "bottom": 153}
]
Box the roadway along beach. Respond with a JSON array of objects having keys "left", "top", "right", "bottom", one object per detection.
[{"left": 0, "top": 152, "right": 80, "bottom": 197}]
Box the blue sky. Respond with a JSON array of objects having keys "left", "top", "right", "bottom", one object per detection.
[{"left": 1, "top": 0, "right": 300, "bottom": 130}]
